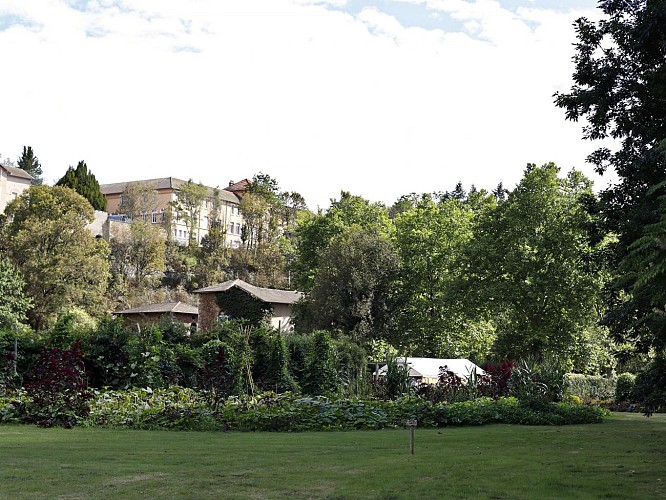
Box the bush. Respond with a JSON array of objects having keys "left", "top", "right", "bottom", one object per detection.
[
  {"left": 633, "top": 353, "right": 666, "bottom": 416},
  {"left": 23, "top": 342, "right": 92, "bottom": 427},
  {"left": 509, "top": 357, "right": 568, "bottom": 407},
  {"left": 614, "top": 373, "right": 636, "bottom": 403}
]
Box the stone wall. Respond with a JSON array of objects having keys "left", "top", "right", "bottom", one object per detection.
[{"left": 197, "top": 293, "right": 222, "bottom": 332}]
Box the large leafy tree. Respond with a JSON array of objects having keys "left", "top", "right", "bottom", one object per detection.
[
  {"left": 554, "top": 0, "right": 666, "bottom": 351},
  {"left": 0, "top": 257, "right": 33, "bottom": 330},
  {"left": 294, "top": 226, "right": 401, "bottom": 345},
  {"left": 393, "top": 193, "right": 494, "bottom": 359},
  {"left": 56, "top": 161, "right": 106, "bottom": 211},
  {"left": 16, "top": 146, "right": 43, "bottom": 186},
  {"left": 2, "top": 186, "right": 110, "bottom": 329},
  {"left": 466, "top": 164, "right": 606, "bottom": 364},
  {"left": 292, "top": 191, "right": 392, "bottom": 291}
]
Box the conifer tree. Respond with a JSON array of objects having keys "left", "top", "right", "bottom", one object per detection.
[
  {"left": 17, "top": 146, "right": 43, "bottom": 185},
  {"left": 56, "top": 161, "right": 106, "bottom": 211}
]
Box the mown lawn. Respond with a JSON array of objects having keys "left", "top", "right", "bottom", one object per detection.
[{"left": 1, "top": 413, "right": 664, "bottom": 499}]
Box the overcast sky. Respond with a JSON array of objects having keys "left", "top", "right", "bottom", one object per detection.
[{"left": 0, "top": 0, "right": 611, "bottom": 210}]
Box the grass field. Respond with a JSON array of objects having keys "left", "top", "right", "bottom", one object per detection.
[{"left": 1, "top": 413, "right": 665, "bottom": 499}]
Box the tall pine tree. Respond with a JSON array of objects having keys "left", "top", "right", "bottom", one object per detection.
[
  {"left": 17, "top": 146, "right": 43, "bottom": 185},
  {"left": 56, "top": 161, "right": 106, "bottom": 211}
]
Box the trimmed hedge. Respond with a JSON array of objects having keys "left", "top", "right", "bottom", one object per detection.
[{"left": 565, "top": 374, "right": 616, "bottom": 402}]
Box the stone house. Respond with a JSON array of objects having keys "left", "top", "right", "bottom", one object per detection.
[
  {"left": 195, "top": 279, "right": 302, "bottom": 332},
  {"left": 0, "top": 165, "right": 32, "bottom": 214}
]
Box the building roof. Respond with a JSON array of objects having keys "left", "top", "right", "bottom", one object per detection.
[
  {"left": 375, "top": 358, "right": 485, "bottom": 380},
  {"left": 194, "top": 279, "right": 303, "bottom": 305},
  {"left": 1, "top": 165, "right": 33, "bottom": 180},
  {"left": 99, "top": 177, "right": 239, "bottom": 205},
  {"left": 115, "top": 301, "right": 199, "bottom": 316},
  {"left": 225, "top": 179, "right": 251, "bottom": 193}
]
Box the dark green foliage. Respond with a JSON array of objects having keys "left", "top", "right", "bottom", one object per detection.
[
  {"left": 615, "top": 373, "right": 636, "bottom": 403},
  {"left": 555, "top": 0, "right": 666, "bottom": 355},
  {"left": 265, "top": 333, "right": 298, "bottom": 393},
  {"left": 56, "top": 161, "right": 106, "bottom": 211},
  {"left": 565, "top": 373, "right": 616, "bottom": 403},
  {"left": 215, "top": 287, "right": 271, "bottom": 327},
  {"left": 295, "top": 227, "right": 400, "bottom": 345},
  {"left": 302, "top": 330, "right": 340, "bottom": 396},
  {"left": 16, "top": 146, "right": 43, "bottom": 185},
  {"left": 633, "top": 352, "right": 666, "bottom": 416}
]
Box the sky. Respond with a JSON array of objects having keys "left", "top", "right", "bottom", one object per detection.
[{"left": 0, "top": 0, "right": 611, "bottom": 210}]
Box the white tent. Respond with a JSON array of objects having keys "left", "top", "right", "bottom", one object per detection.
[{"left": 374, "top": 357, "right": 485, "bottom": 384}]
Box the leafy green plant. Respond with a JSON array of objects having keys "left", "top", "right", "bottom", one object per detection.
[
  {"left": 384, "top": 356, "right": 411, "bottom": 400},
  {"left": 615, "top": 372, "right": 636, "bottom": 403}
]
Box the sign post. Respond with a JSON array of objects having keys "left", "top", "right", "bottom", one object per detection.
[{"left": 406, "top": 418, "right": 417, "bottom": 455}]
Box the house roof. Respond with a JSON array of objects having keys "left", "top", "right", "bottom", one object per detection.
[
  {"left": 1, "top": 165, "right": 33, "bottom": 180},
  {"left": 225, "top": 179, "right": 251, "bottom": 193},
  {"left": 375, "top": 358, "right": 485, "bottom": 380},
  {"left": 99, "top": 177, "right": 239, "bottom": 204},
  {"left": 194, "top": 279, "right": 303, "bottom": 305},
  {"left": 115, "top": 301, "right": 199, "bottom": 316}
]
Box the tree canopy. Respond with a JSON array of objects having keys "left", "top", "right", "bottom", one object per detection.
[
  {"left": 2, "top": 186, "right": 110, "bottom": 329},
  {"left": 56, "top": 161, "right": 106, "bottom": 211}
]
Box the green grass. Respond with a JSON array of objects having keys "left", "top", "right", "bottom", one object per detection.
[{"left": 1, "top": 413, "right": 665, "bottom": 499}]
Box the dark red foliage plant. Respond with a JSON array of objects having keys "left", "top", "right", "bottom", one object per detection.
[
  {"left": 24, "top": 342, "right": 92, "bottom": 428},
  {"left": 482, "top": 359, "right": 516, "bottom": 398}
]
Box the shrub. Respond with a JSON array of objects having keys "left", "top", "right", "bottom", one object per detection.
[
  {"left": 23, "top": 342, "right": 92, "bottom": 427},
  {"left": 633, "top": 353, "right": 666, "bottom": 416},
  {"left": 509, "top": 357, "right": 568, "bottom": 408},
  {"left": 302, "top": 331, "right": 340, "bottom": 396},
  {"left": 615, "top": 372, "right": 636, "bottom": 403},
  {"left": 482, "top": 359, "right": 516, "bottom": 397}
]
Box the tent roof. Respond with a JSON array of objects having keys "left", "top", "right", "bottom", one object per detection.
[{"left": 375, "top": 357, "right": 485, "bottom": 380}]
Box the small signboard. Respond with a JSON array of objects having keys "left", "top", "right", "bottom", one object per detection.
[{"left": 406, "top": 419, "right": 418, "bottom": 427}]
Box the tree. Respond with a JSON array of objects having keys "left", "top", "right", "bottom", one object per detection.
[
  {"left": 292, "top": 191, "right": 392, "bottom": 291},
  {"left": 16, "top": 146, "right": 43, "bottom": 185},
  {"left": 56, "top": 161, "right": 106, "bottom": 211},
  {"left": 173, "top": 180, "right": 207, "bottom": 247},
  {"left": 2, "top": 186, "right": 110, "bottom": 329},
  {"left": 614, "top": 177, "right": 666, "bottom": 352},
  {"left": 295, "top": 226, "right": 401, "bottom": 346},
  {"left": 110, "top": 221, "right": 166, "bottom": 289},
  {"left": 119, "top": 182, "right": 158, "bottom": 221},
  {"left": 554, "top": 0, "right": 666, "bottom": 350},
  {"left": 465, "top": 164, "right": 606, "bottom": 365},
  {"left": 393, "top": 194, "right": 493, "bottom": 359},
  {"left": 0, "top": 257, "right": 32, "bottom": 330}
]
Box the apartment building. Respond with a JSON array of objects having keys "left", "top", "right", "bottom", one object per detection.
[
  {"left": 0, "top": 165, "right": 32, "bottom": 214},
  {"left": 100, "top": 177, "right": 249, "bottom": 247}
]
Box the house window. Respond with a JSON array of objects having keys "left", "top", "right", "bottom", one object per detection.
[
  {"left": 230, "top": 222, "right": 234, "bottom": 233},
  {"left": 152, "top": 212, "right": 158, "bottom": 224}
]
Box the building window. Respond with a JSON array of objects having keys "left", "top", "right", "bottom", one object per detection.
[
  {"left": 152, "top": 212, "right": 158, "bottom": 224},
  {"left": 229, "top": 222, "right": 234, "bottom": 234}
]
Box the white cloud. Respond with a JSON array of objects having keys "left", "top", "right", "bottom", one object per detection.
[{"left": 0, "top": 0, "right": 609, "bottom": 210}]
